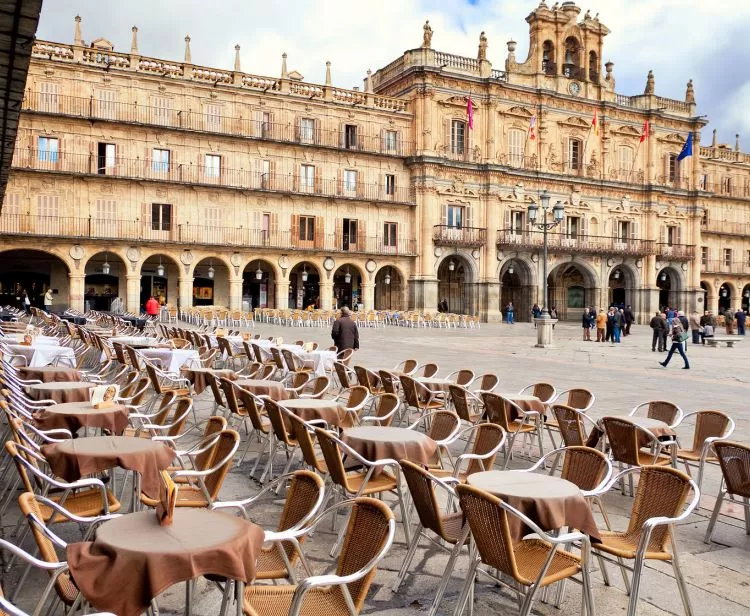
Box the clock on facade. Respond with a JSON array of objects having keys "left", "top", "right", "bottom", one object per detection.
[{"left": 568, "top": 81, "right": 581, "bottom": 96}]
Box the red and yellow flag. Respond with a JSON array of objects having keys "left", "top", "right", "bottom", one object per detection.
[
  {"left": 639, "top": 120, "right": 649, "bottom": 143},
  {"left": 591, "top": 110, "right": 600, "bottom": 137}
]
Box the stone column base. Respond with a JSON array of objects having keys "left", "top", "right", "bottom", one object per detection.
[{"left": 534, "top": 317, "right": 558, "bottom": 348}]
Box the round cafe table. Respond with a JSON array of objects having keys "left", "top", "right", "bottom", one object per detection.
[
  {"left": 66, "top": 509, "right": 265, "bottom": 616},
  {"left": 17, "top": 366, "right": 82, "bottom": 383},
  {"left": 467, "top": 470, "right": 601, "bottom": 542},
  {"left": 236, "top": 378, "right": 288, "bottom": 400},
  {"left": 497, "top": 392, "right": 545, "bottom": 416},
  {"left": 341, "top": 426, "right": 438, "bottom": 475},
  {"left": 416, "top": 376, "right": 454, "bottom": 393},
  {"left": 180, "top": 367, "right": 237, "bottom": 394},
  {"left": 24, "top": 381, "right": 93, "bottom": 403},
  {"left": 33, "top": 401, "right": 130, "bottom": 435},
  {"left": 586, "top": 415, "right": 677, "bottom": 452},
  {"left": 41, "top": 436, "right": 174, "bottom": 500},
  {"left": 282, "top": 398, "right": 353, "bottom": 428}
]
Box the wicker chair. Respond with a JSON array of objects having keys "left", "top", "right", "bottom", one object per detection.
[
  {"left": 481, "top": 393, "right": 543, "bottom": 466},
  {"left": 282, "top": 349, "right": 313, "bottom": 376},
  {"left": 262, "top": 399, "right": 301, "bottom": 483},
  {"left": 212, "top": 470, "right": 325, "bottom": 583},
  {"left": 392, "top": 359, "right": 418, "bottom": 376},
  {"left": 144, "top": 362, "right": 191, "bottom": 397},
  {"left": 705, "top": 441, "right": 750, "bottom": 544},
  {"left": 676, "top": 410, "right": 735, "bottom": 491},
  {"left": 166, "top": 415, "right": 227, "bottom": 479},
  {"left": 449, "top": 385, "right": 483, "bottom": 424},
  {"left": 360, "top": 393, "right": 400, "bottom": 427},
  {"left": 629, "top": 400, "right": 684, "bottom": 427},
  {"left": 471, "top": 373, "right": 499, "bottom": 394},
  {"left": 353, "top": 365, "right": 383, "bottom": 395},
  {"left": 242, "top": 497, "right": 395, "bottom": 616},
  {"left": 393, "top": 461, "right": 469, "bottom": 616},
  {"left": 400, "top": 375, "right": 444, "bottom": 422},
  {"left": 445, "top": 369, "right": 475, "bottom": 387},
  {"left": 414, "top": 362, "right": 439, "bottom": 378},
  {"left": 601, "top": 416, "right": 674, "bottom": 496},
  {"left": 546, "top": 388, "right": 595, "bottom": 448},
  {"left": 296, "top": 376, "right": 331, "bottom": 400},
  {"left": 518, "top": 381, "right": 556, "bottom": 403},
  {"left": 594, "top": 466, "right": 699, "bottom": 616},
  {"left": 333, "top": 361, "right": 357, "bottom": 395},
  {"left": 452, "top": 483, "right": 595, "bottom": 616},
  {"left": 234, "top": 388, "right": 273, "bottom": 474},
  {"left": 216, "top": 336, "right": 244, "bottom": 371},
  {"left": 336, "top": 348, "right": 354, "bottom": 366},
  {"left": 331, "top": 385, "right": 371, "bottom": 422},
  {"left": 551, "top": 404, "right": 600, "bottom": 447},
  {"left": 429, "top": 423, "right": 506, "bottom": 483}
]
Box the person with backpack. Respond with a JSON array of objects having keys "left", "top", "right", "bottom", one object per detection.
[{"left": 659, "top": 317, "right": 690, "bottom": 369}]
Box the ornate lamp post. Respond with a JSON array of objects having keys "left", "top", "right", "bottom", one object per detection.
[{"left": 527, "top": 190, "right": 564, "bottom": 346}]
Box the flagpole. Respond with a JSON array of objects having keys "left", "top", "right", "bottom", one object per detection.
[{"left": 630, "top": 139, "right": 643, "bottom": 183}]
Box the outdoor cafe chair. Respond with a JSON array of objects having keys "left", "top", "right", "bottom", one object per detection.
[
  {"left": 704, "top": 441, "right": 750, "bottom": 545},
  {"left": 675, "top": 410, "right": 734, "bottom": 491},
  {"left": 629, "top": 400, "right": 684, "bottom": 428}
]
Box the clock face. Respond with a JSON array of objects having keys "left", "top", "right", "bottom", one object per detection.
[{"left": 569, "top": 81, "right": 581, "bottom": 95}]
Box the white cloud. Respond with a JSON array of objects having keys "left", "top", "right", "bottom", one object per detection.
[{"left": 36, "top": 0, "right": 750, "bottom": 142}]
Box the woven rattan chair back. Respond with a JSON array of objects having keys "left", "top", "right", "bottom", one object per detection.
[
  {"left": 480, "top": 393, "right": 511, "bottom": 431},
  {"left": 337, "top": 498, "right": 395, "bottom": 611},
  {"left": 276, "top": 470, "right": 325, "bottom": 561},
  {"left": 345, "top": 386, "right": 369, "bottom": 411},
  {"left": 5, "top": 441, "right": 37, "bottom": 494},
  {"left": 337, "top": 348, "right": 354, "bottom": 366},
  {"left": 560, "top": 446, "right": 609, "bottom": 491},
  {"left": 532, "top": 382, "right": 556, "bottom": 403},
  {"left": 287, "top": 413, "right": 326, "bottom": 473},
  {"left": 626, "top": 466, "right": 692, "bottom": 552},
  {"left": 281, "top": 349, "right": 301, "bottom": 373},
  {"left": 202, "top": 429, "right": 239, "bottom": 498},
  {"left": 219, "top": 377, "right": 245, "bottom": 419},
  {"left": 118, "top": 371, "right": 141, "bottom": 398},
  {"left": 419, "top": 363, "right": 439, "bottom": 378},
  {"left": 428, "top": 410, "right": 460, "bottom": 442},
  {"left": 111, "top": 342, "right": 128, "bottom": 366},
  {"left": 334, "top": 362, "right": 354, "bottom": 389},
  {"left": 354, "top": 366, "right": 379, "bottom": 393},
  {"left": 250, "top": 343, "right": 265, "bottom": 364},
  {"left": 399, "top": 359, "right": 418, "bottom": 374},
  {"left": 601, "top": 417, "right": 641, "bottom": 467},
  {"left": 289, "top": 372, "right": 310, "bottom": 391},
  {"left": 166, "top": 397, "right": 192, "bottom": 437},
  {"left": 690, "top": 411, "right": 731, "bottom": 453},
  {"left": 257, "top": 364, "right": 275, "bottom": 380},
  {"left": 475, "top": 373, "right": 498, "bottom": 392},
  {"left": 314, "top": 428, "right": 353, "bottom": 493},
  {"left": 216, "top": 337, "right": 233, "bottom": 359},
  {"left": 455, "top": 370, "right": 475, "bottom": 386},
  {"left": 552, "top": 404, "right": 586, "bottom": 447},
  {"left": 270, "top": 347, "right": 286, "bottom": 371},
  {"left": 714, "top": 441, "right": 750, "bottom": 498},
  {"left": 234, "top": 387, "right": 270, "bottom": 434},
  {"left": 565, "top": 388, "right": 594, "bottom": 411},
  {"left": 125, "top": 346, "right": 141, "bottom": 371},
  {"left": 449, "top": 385, "right": 475, "bottom": 423},
  {"left": 373, "top": 393, "right": 399, "bottom": 427},
  {"left": 144, "top": 363, "right": 165, "bottom": 394},
  {"left": 399, "top": 375, "right": 428, "bottom": 411},
  {"left": 377, "top": 370, "right": 399, "bottom": 395},
  {"left": 646, "top": 401, "right": 680, "bottom": 425},
  {"left": 153, "top": 391, "right": 179, "bottom": 426},
  {"left": 203, "top": 372, "right": 225, "bottom": 409},
  {"left": 400, "top": 460, "right": 452, "bottom": 539},
  {"left": 264, "top": 399, "right": 296, "bottom": 445},
  {"left": 194, "top": 416, "right": 227, "bottom": 470},
  {"left": 465, "top": 423, "right": 505, "bottom": 476},
  {"left": 308, "top": 376, "right": 330, "bottom": 398}
]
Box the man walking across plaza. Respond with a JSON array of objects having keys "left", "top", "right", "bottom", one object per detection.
[
  {"left": 650, "top": 311, "right": 666, "bottom": 352},
  {"left": 331, "top": 306, "right": 359, "bottom": 351},
  {"left": 660, "top": 316, "right": 690, "bottom": 370},
  {"left": 623, "top": 305, "right": 634, "bottom": 336},
  {"left": 735, "top": 307, "right": 746, "bottom": 335},
  {"left": 505, "top": 302, "right": 515, "bottom": 324}
]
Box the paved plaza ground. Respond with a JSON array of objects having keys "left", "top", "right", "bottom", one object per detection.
[{"left": 5, "top": 320, "right": 750, "bottom": 615}]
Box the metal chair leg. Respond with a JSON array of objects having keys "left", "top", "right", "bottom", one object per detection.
[
  {"left": 625, "top": 555, "right": 645, "bottom": 616},
  {"left": 671, "top": 535, "right": 694, "bottom": 616},
  {"left": 393, "top": 524, "right": 422, "bottom": 592},
  {"left": 704, "top": 489, "right": 726, "bottom": 543}
]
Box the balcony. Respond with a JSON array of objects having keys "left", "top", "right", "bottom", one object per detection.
[
  {"left": 10, "top": 149, "right": 416, "bottom": 205},
  {"left": 0, "top": 213, "right": 417, "bottom": 256},
  {"left": 433, "top": 225, "right": 487, "bottom": 248},
  {"left": 21, "top": 91, "right": 415, "bottom": 157},
  {"left": 700, "top": 182, "right": 750, "bottom": 199},
  {"left": 656, "top": 243, "right": 695, "bottom": 261},
  {"left": 701, "top": 260, "right": 747, "bottom": 275},
  {"left": 701, "top": 220, "right": 749, "bottom": 236},
  {"left": 654, "top": 175, "right": 691, "bottom": 190},
  {"left": 496, "top": 230, "right": 656, "bottom": 257}
]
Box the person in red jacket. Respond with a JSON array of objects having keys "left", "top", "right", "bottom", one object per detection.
[{"left": 145, "top": 295, "right": 160, "bottom": 317}]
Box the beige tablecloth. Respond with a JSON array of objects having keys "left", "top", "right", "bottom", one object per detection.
[
  {"left": 67, "top": 509, "right": 264, "bottom": 616},
  {"left": 33, "top": 402, "right": 130, "bottom": 435},
  {"left": 236, "top": 378, "right": 288, "bottom": 400},
  {"left": 41, "top": 436, "right": 174, "bottom": 499},
  {"left": 24, "top": 381, "right": 93, "bottom": 403},
  {"left": 587, "top": 415, "right": 676, "bottom": 449},
  {"left": 416, "top": 377, "right": 454, "bottom": 393},
  {"left": 467, "top": 470, "right": 601, "bottom": 542},
  {"left": 342, "top": 426, "right": 438, "bottom": 475},
  {"left": 17, "top": 366, "right": 83, "bottom": 383},
  {"left": 283, "top": 398, "right": 352, "bottom": 428},
  {"left": 181, "top": 367, "right": 237, "bottom": 394},
  {"left": 497, "top": 393, "right": 546, "bottom": 416}
]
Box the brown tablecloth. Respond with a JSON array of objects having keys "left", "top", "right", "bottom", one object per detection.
[
  {"left": 67, "top": 509, "right": 264, "bottom": 616},
  {"left": 342, "top": 426, "right": 438, "bottom": 475},
  {"left": 17, "top": 366, "right": 83, "bottom": 383},
  {"left": 236, "top": 378, "right": 288, "bottom": 400},
  {"left": 24, "top": 381, "right": 93, "bottom": 403},
  {"left": 41, "top": 436, "right": 175, "bottom": 499},
  {"left": 283, "top": 399, "right": 353, "bottom": 428},
  {"left": 498, "top": 393, "right": 546, "bottom": 417},
  {"left": 33, "top": 402, "right": 130, "bottom": 435},
  {"left": 587, "top": 415, "right": 676, "bottom": 448},
  {"left": 467, "top": 470, "right": 601, "bottom": 542},
  {"left": 416, "top": 377, "right": 453, "bottom": 393},
  {"left": 181, "top": 367, "right": 237, "bottom": 394}
]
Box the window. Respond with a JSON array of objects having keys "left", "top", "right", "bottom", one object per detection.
[
  {"left": 385, "top": 174, "right": 396, "bottom": 196},
  {"left": 38, "top": 136, "right": 59, "bottom": 163},
  {"left": 300, "top": 164, "right": 315, "bottom": 192},
  {"left": 152, "top": 148, "right": 170, "bottom": 174},
  {"left": 617, "top": 146, "right": 633, "bottom": 172},
  {"left": 447, "top": 204, "right": 464, "bottom": 228},
  {"left": 96, "top": 90, "right": 116, "bottom": 119},
  {"left": 299, "top": 215, "right": 315, "bottom": 242},
  {"left": 700, "top": 174, "right": 708, "bottom": 191},
  {"left": 666, "top": 225, "right": 679, "bottom": 246},
  {"left": 39, "top": 82, "right": 59, "bottom": 113},
  {"left": 701, "top": 209, "right": 709, "bottom": 226},
  {"left": 588, "top": 50, "right": 598, "bottom": 82},
  {"left": 383, "top": 222, "right": 397, "bottom": 248},
  {"left": 204, "top": 207, "right": 220, "bottom": 227},
  {"left": 96, "top": 199, "right": 116, "bottom": 220},
  {"left": 342, "top": 218, "right": 358, "bottom": 250},
  {"left": 344, "top": 124, "right": 358, "bottom": 149},
  {"left": 451, "top": 120, "right": 466, "bottom": 156},
  {"left": 204, "top": 154, "right": 221, "bottom": 178},
  {"left": 565, "top": 216, "right": 580, "bottom": 239},
  {"left": 204, "top": 104, "right": 221, "bottom": 132},
  {"left": 568, "top": 139, "right": 582, "bottom": 171},
  {"left": 37, "top": 195, "right": 59, "bottom": 218},
  {"left": 152, "top": 97, "right": 171, "bottom": 125},
  {"left": 617, "top": 221, "right": 631, "bottom": 242},
  {"left": 510, "top": 211, "right": 525, "bottom": 234},
  {"left": 383, "top": 130, "right": 398, "bottom": 153},
  {"left": 299, "top": 118, "right": 315, "bottom": 144},
  {"left": 97, "top": 143, "right": 116, "bottom": 174},
  {"left": 701, "top": 247, "right": 709, "bottom": 267},
  {"left": 563, "top": 36, "right": 580, "bottom": 76},
  {"left": 723, "top": 248, "right": 733, "bottom": 267},
  {"left": 722, "top": 177, "right": 732, "bottom": 195},
  {"left": 344, "top": 169, "right": 358, "bottom": 193},
  {"left": 261, "top": 112, "right": 271, "bottom": 137},
  {"left": 746, "top": 250, "right": 750, "bottom": 268},
  {"left": 262, "top": 213, "right": 271, "bottom": 240},
  {"left": 508, "top": 129, "right": 525, "bottom": 167},
  {"left": 668, "top": 154, "right": 679, "bottom": 183},
  {"left": 261, "top": 159, "right": 270, "bottom": 189},
  {"left": 151, "top": 203, "right": 172, "bottom": 231}
]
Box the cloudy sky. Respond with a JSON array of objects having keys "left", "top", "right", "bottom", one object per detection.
[{"left": 36, "top": 0, "right": 750, "bottom": 146}]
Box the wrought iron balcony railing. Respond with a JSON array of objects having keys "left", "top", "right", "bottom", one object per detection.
[
  {"left": 496, "top": 229, "right": 656, "bottom": 257},
  {"left": 700, "top": 260, "right": 747, "bottom": 275},
  {"left": 656, "top": 243, "right": 695, "bottom": 261},
  {"left": 433, "top": 225, "right": 487, "bottom": 247}
]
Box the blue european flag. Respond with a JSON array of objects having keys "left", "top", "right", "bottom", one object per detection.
[{"left": 677, "top": 133, "right": 693, "bottom": 161}]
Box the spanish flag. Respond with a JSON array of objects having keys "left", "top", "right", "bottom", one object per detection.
[{"left": 591, "top": 110, "right": 600, "bottom": 137}]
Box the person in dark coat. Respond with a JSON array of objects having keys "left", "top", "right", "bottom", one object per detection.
[
  {"left": 649, "top": 311, "right": 666, "bottom": 352},
  {"left": 331, "top": 306, "right": 359, "bottom": 351},
  {"left": 735, "top": 308, "right": 747, "bottom": 336},
  {"left": 623, "top": 305, "right": 634, "bottom": 336}
]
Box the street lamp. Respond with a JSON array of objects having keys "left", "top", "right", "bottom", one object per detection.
[
  {"left": 527, "top": 190, "right": 564, "bottom": 320},
  {"left": 101, "top": 253, "right": 111, "bottom": 276},
  {"left": 207, "top": 260, "right": 215, "bottom": 280},
  {"left": 384, "top": 268, "right": 391, "bottom": 285},
  {"left": 507, "top": 264, "right": 514, "bottom": 275},
  {"left": 344, "top": 269, "right": 352, "bottom": 284},
  {"left": 255, "top": 261, "right": 263, "bottom": 280},
  {"left": 448, "top": 259, "right": 455, "bottom": 272},
  {"left": 156, "top": 257, "right": 165, "bottom": 278},
  {"left": 301, "top": 265, "right": 308, "bottom": 282}
]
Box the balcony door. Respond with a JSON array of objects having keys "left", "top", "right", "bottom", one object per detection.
[{"left": 342, "top": 218, "right": 358, "bottom": 251}]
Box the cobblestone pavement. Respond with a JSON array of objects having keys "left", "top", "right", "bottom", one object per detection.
[{"left": 4, "top": 321, "right": 750, "bottom": 615}]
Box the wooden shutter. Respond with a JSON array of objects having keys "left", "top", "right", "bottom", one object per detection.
[
  {"left": 291, "top": 214, "right": 300, "bottom": 247},
  {"left": 675, "top": 225, "right": 682, "bottom": 245},
  {"left": 580, "top": 215, "right": 589, "bottom": 239},
  {"left": 294, "top": 116, "right": 301, "bottom": 142},
  {"left": 339, "top": 123, "right": 346, "bottom": 148},
  {"left": 270, "top": 213, "right": 279, "bottom": 243},
  {"left": 357, "top": 219, "right": 366, "bottom": 248},
  {"left": 444, "top": 119, "right": 451, "bottom": 155},
  {"left": 293, "top": 164, "right": 299, "bottom": 192},
  {"left": 465, "top": 206, "right": 473, "bottom": 229},
  {"left": 314, "top": 165, "right": 321, "bottom": 194},
  {"left": 269, "top": 160, "right": 276, "bottom": 190},
  {"left": 335, "top": 218, "right": 342, "bottom": 250},
  {"left": 314, "top": 216, "right": 324, "bottom": 249},
  {"left": 337, "top": 169, "right": 343, "bottom": 196},
  {"left": 441, "top": 203, "right": 448, "bottom": 226},
  {"left": 503, "top": 208, "right": 511, "bottom": 230},
  {"left": 356, "top": 170, "right": 363, "bottom": 198},
  {"left": 660, "top": 224, "right": 667, "bottom": 244}
]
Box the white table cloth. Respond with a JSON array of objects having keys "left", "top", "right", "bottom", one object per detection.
[
  {"left": 1, "top": 334, "right": 60, "bottom": 346},
  {"left": 109, "top": 336, "right": 159, "bottom": 347},
  {"left": 138, "top": 348, "right": 200, "bottom": 374},
  {"left": 6, "top": 344, "right": 76, "bottom": 367},
  {"left": 282, "top": 346, "right": 336, "bottom": 377}
]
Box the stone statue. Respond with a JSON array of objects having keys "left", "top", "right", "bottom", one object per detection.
[
  {"left": 685, "top": 78, "right": 695, "bottom": 104},
  {"left": 644, "top": 70, "right": 655, "bottom": 95},
  {"left": 422, "top": 20, "right": 432, "bottom": 49},
  {"left": 584, "top": 9, "right": 591, "bottom": 19},
  {"left": 478, "top": 31, "right": 488, "bottom": 61}
]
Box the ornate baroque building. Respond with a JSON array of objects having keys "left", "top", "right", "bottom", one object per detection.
[{"left": 1, "top": 2, "right": 748, "bottom": 322}]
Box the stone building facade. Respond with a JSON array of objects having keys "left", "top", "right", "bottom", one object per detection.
[{"left": 1, "top": 2, "right": 748, "bottom": 322}]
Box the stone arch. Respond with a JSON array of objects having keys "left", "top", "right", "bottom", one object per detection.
[
  {"left": 139, "top": 253, "right": 181, "bottom": 309},
  {"left": 656, "top": 266, "right": 685, "bottom": 311},
  {"left": 289, "top": 260, "right": 321, "bottom": 309},
  {"left": 191, "top": 256, "right": 232, "bottom": 307},
  {"left": 187, "top": 254, "right": 234, "bottom": 278},
  {"left": 374, "top": 264, "right": 407, "bottom": 311},
  {"left": 0, "top": 248, "right": 73, "bottom": 310},
  {"left": 547, "top": 259, "right": 600, "bottom": 320},
  {"left": 333, "top": 262, "right": 366, "bottom": 310},
  {"left": 242, "top": 258, "right": 279, "bottom": 309},
  {"left": 83, "top": 250, "right": 128, "bottom": 311},
  {"left": 437, "top": 253, "right": 477, "bottom": 315},
  {"left": 742, "top": 283, "right": 750, "bottom": 312},
  {"left": 498, "top": 257, "right": 535, "bottom": 322},
  {"left": 434, "top": 250, "right": 479, "bottom": 282},
  {"left": 718, "top": 280, "right": 738, "bottom": 313}
]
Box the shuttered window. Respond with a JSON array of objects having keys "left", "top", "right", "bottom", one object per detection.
[
  {"left": 96, "top": 199, "right": 117, "bottom": 220},
  {"left": 96, "top": 89, "right": 116, "bottom": 119},
  {"left": 39, "top": 82, "right": 59, "bottom": 113},
  {"left": 508, "top": 129, "right": 525, "bottom": 167},
  {"left": 204, "top": 103, "right": 221, "bottom": 132}
]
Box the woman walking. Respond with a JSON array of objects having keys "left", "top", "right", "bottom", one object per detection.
[{"left": 659, "top": 317, "right": 690, "bottom": 370}]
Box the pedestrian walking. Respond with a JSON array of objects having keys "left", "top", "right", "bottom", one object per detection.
[
  {"left": 736, "top": 308, "right": 747, "bottom": 336},
  {"left": 43, "top": 288, "right": 53, "bottom": 312},
  {"left": 21, "top": 289, "right": 31, "bottom": 314},
  {"left": 604, "top": 307, "right": 614, "bottom": 342},
  {"left": 623, "top": 305, "right": 634, "bottom": 336},
  {"left": 505, "top": 302, "right": 515, "bottom": 324},
  {"left": 610, "top": 308, "right": 623, "bottom": 344},
  {"left": 581, "top": 308, "right": 593, "bottom": 341},
  {"left": 724, "top": 308, "right": 734, "bottom": 335},
  {"left": 649, "top": 311, "right": 666, "bottom": 352},
  {"left": 595, "top": 309, "right": 607, "bottom": 342},
  {"left": 677, "top": 311, "right": 689, "bottom": 347},
  {"left": 660, "top": 318, "right": 690, "bottom": 370},
  {"left": 689, "top": 310, "right": 702, "bottom": 344},
  {"left": 331, "top": 306, "right": 360, "bottom": 351}
]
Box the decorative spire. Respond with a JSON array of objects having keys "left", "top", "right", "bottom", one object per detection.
[
  {"left": 736, "top": 134, "right": 741, "bottom": 152},
  {"left": 325, "top": 61, "right": 331, "bottom": 86},
  {"left": 233, "top": 44, "right": 241, "bottom": 72},
  {"left": 184, "top": 35, "right": 191, "bottom": 63},
  {"left": 685, "top": 79, "right": 695, "bottom": 104},
  {"left": 365, "top": 69, "right": 373, "bottom": 93},
  {"left": 130, "top": 26, "right": 138, "bottom": 55},
  {"left": 644, "top": 70, "right": 655, "bottom": 95},
  {"left": 74, "top": 15, "right": 82, "bottom": 46},
  {"left": 281, "top": 52, "right": 288, "bottom": 79},
  {"left": 712, "top": 128, "right": 717, "bottom": 147}
]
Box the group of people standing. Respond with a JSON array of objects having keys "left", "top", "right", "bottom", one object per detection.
[{"left": 581, "top": 305, "right": 634, "bottom": 344}]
